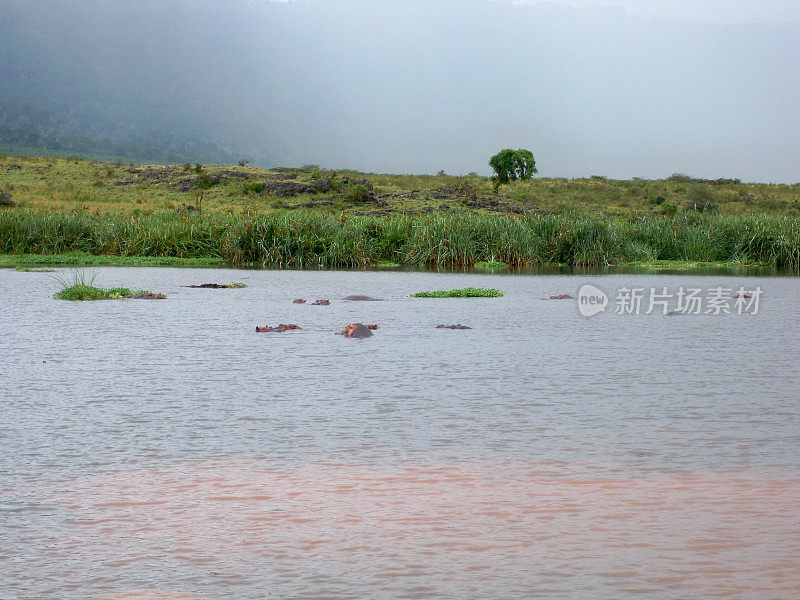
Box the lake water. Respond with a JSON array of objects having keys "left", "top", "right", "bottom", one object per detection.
[{"left": 2, "top": 267, "right": 799, "bottom": 600}]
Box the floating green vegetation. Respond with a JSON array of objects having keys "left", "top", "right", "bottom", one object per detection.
[
  {"left": 54, "top": 284, "right": 135, "bottom": 300},
  {"left": 473, "top": 260, "right": 509, "bottom": 272},
  {"left": 374, "top": 260, "right": 401, "bottom": 269},
  {"left": 411, "top": 287, "right": 503, "bottom": 298},
  {"left": 14, "top": 266, "right": 55, "bottom": 272},
  {"left": 52, "top": 270, "right": 165, "bottom": 300},
  {"left": 54, "top": 285, "right": 166, "bottom": 300},
  {"left": 184, "top": 282, "right": 247, "bottom": 289}
]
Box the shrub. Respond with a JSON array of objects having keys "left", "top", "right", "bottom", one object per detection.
[
  {"left": 194, "top": 175, "right": 217, "bottom": 190},
  {"left": 686, "top": 185, "right": 718, "bottom": 213},
  {"left": 668, "top": 173, "right": 697, "bottom": 183},
  {"left": 242, "top": 181, "right": 267, "bottom": 195},
  {"left": 662, "top": 202, "right": 678, "bottom": 217},
  {"left": 669, "top": 173, "right": 741, "bottom": 185},
  {"left": 0, "top": 187, "right": 14, "bottom": 207},
  {"left": 346, "top": 184, "right": 371, "bottom": 202}
]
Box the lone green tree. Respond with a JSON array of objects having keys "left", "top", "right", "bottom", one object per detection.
[{"left": 489, "top": 149, "right": 537, "bottom": 186}]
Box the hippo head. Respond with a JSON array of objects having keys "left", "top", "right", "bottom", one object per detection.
[{"left": 341, "top": 323, "right": 373, "bottom": 338}]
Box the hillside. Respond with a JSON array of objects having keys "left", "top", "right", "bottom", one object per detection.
[{"left": 1, "top": 154, "right": 798, "bottom": 218}]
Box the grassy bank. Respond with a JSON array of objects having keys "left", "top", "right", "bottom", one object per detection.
[
  {"left": 1, "top": 154, "right": 798, "bottom": 217},
  {"left": 1, "top": 154, "right": 798, "bottom": 273},
  {"left": 0, "top": 252, "right": 226, "bottom": 268},
  {"left": 1, "top": 210, "right": 798, "bottom": 272}
]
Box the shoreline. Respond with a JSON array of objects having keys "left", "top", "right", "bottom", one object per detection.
[{"left": 0, "top": 252, "right": 790, "bottom": 277}]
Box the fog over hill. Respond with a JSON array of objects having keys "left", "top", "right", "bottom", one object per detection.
[{"left": 1, "top": 0, "right": 798, "bottom": 181}]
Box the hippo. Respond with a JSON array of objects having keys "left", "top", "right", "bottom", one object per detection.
[
  {"left": 342, "top": 295, "right": 382, "bottom": 301},
  {"left": 124, "top": 292, "right": 166, "bottom": 300},
  {"left": 256, "top": 324, "right": 300, "bottom": 333},
  {"left": 337, "top": 323, "right": 374, "bottom": 338},
  {"left": 184, "top": 283, "right": 246, "bottom": 289}
]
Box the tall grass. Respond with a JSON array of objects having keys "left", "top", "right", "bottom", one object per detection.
[{"left": 1, "top": 210, "right": 798, "bottom": 271}]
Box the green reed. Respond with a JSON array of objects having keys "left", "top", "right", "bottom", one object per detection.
[{"left": 1, "top": 210, "right": 798, "bottom": 271}]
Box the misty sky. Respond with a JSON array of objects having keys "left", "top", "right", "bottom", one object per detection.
[
  {"left": 516, "top": 1, "right": 800, "bottom": 25},
  {"left": 1, "top": 0, "right": 798, "bottom": 181}
]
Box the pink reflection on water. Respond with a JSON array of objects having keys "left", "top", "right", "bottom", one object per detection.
[{"left": 52, "top": 460, "right": 800, "bottom": 598}]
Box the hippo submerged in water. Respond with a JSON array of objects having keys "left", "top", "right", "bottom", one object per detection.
[
  {"left": 256, "top": 324, "right": 301, "bottom": 333},
  {"left": 184, "top": 283, "right": 246, "bottom": 289},
  {"left": 124, "top": 292, "right": 167, "bottom": 300},
  {"left": 337, "top": 323, "right": 374, "bottom": 338},
  {"left": 342, "top": 295, "right": 382, "bottom": 301}
]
